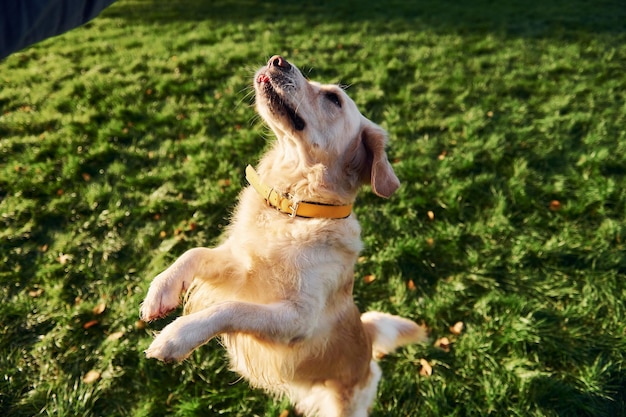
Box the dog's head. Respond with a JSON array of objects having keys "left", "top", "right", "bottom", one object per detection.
[{"left": 254, "top": 56, "right": 399, "bottom": 198}]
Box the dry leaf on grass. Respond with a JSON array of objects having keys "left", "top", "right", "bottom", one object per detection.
[
  {"left": 549, "top": 200, "right": 562, "bottom": 211},
  {"left": 106, "top": 331, "right": 124, "bottom": 341},
  {"left": 28, "top": 288, "right": 44, "bottom": 298},
  {"left": 83, "top": 370, "right": 101, "bottom": 384},
  {"left": 217, "top": 178, "right": 231, "bottom": 188},
  {"left": 92, "top": 302, "right": 106, "bottom": 315},
  {"left": 450, "top": 321, "right": 465, "bottom": 335},
  {"left": 57, "top": 253, "right": 72, "bottom": 265},
  {"left": 363, "top": 274, "right": 376, "bottom": 284},
  {"left": 83, "top": 320, "right": 99, "bottom": 329},
  {"left": 419, "top": 358, "right": 433, "bottom": 377},
  {"left": 279, "top": 410, "right": 290, "bottom": 417},
  {"left": 435, "top": 337, "right": 451, "bottom": 352}
]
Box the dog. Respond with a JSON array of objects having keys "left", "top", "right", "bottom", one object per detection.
[{"left": 140, "top": 55, "right": 427, "bottom": 417}]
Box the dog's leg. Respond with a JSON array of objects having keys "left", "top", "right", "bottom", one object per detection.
[
  {"left": 347, "top": 361, "right": 382, "bottom": 417},
  {"left": 140, "top": 246, "right": 234, "bottom": 321},
  {"left": 293, "top": 362, "right": 382, "bottom": 417},
  {"left": 145, "top": 300, "right": 313, "bottom": 362}
]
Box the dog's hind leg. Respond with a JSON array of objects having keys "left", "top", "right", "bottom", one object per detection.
[
  {"left": 347, "top": 361, "right": 382, "bottom": 417},
  {"left": 292, "top": 362, "right": 382, "bottom": 417}
]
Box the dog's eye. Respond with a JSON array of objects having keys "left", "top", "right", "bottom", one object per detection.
[{"left": 325, "top": 92, "right": 342, "bottom": 108}]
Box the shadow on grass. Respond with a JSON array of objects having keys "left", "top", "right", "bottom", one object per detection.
[
  {"left": 105, "top": 0, "right": 626, "bottom": 37},
  {"left": 530, "top": 374, "right": 626, "bottom": 417}
]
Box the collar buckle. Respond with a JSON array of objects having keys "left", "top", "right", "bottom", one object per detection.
[{"left": 288, "top": 201, "right": 300, "bottom": 218}]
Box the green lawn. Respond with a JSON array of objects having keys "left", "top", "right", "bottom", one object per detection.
[{"left": 1, "top": 0, "right": 626, "bottom": 416}]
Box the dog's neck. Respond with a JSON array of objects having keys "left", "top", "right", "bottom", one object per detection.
[
  {"left": 254, "top": 141, "right": 361, "bottom": 206},
  {"left": 246, "top": 165, "right": 353, "bottom": 219}
]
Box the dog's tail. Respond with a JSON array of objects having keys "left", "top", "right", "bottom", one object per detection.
[{"left": 361, "top": 311, "right": 428, "bottom": 359}]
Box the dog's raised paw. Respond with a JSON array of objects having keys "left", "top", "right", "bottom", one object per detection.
[
  {"left": 139, "top": 285, "right": 181, "bottom": 322},
  {"left": 139, "top": 300, "right": 174, "bottom": 322},
  {"left": 145, "top": 334, "right": 189, "bottom": 363}
]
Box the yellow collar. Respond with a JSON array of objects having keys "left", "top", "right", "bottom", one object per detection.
[{"left": 245, "top": 165, "right": 353, "bottom": 219}]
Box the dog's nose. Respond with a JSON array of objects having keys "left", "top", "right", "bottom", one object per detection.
[{"left": 268, "top": 55, "right": 291, "bottom": 70}]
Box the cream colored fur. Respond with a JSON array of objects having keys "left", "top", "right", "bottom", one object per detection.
[{"left": 140, "top": 55, "right": 427, "bottom": 417}]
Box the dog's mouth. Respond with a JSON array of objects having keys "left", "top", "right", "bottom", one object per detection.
[{"left": 256, "top": 71, "right": 306, "bottom": 132}]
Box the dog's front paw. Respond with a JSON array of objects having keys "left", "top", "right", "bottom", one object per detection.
[
  {"left": 145, "top": 325, "right": 193, "bottom": 363},
  {"left": 140, "top": 274, "right": 184, "bottom": 322}
]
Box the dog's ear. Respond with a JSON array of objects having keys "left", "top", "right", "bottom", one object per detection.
[{"left": 357, "top": 123, "right": 400, "bottom": 198}]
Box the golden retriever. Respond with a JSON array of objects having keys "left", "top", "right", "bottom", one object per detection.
[{"left": 140, "top": 55, "right": 427, "bottom": 417}]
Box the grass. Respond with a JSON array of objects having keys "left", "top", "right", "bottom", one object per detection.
[{"left": 1, "top": 0, "right": 626, "bottom": 415}]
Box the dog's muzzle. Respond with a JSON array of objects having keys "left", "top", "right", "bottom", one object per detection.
[{"left": 256, "top": 55, "right": 306, "bottom": 131}]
